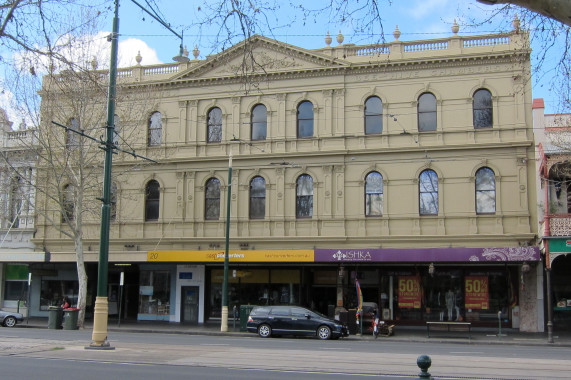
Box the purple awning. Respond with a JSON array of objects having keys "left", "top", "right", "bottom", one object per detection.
[{"left": 314, "top": 247, "right": 540, "bottom": 263}]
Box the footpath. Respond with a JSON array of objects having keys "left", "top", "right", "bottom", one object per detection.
[{"left": 17, "top": 316, "right": 571, "bottom": 347}]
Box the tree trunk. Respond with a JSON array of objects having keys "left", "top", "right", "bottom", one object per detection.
[{"left": 74, "top": 235, "right": 88, "bottom": 329}]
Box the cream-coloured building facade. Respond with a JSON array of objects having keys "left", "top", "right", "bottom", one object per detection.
[{"left": 33, "top": 22, "right": 542, "bottom": 331}]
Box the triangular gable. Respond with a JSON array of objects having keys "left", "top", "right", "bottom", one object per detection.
[{"left": 173, "top": 35, "right": 349, "bottom": 81}]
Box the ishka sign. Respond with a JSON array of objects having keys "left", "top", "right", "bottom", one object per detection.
[
  {"left": 398, "top": 276, "right": 421, "bottom": 309},
  {"left": 465, "top": 276, "right": 489, "bottom": 309}
]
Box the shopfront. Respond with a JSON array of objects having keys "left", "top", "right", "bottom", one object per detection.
[
  {"left": 315, "top": 247, "right": 541, "bottom": 327},
  {"left": 546, "top": 238, "right": 571, "bottom": 328},
  {"left": 148, "top": 246, "right": 541, "bottom": 328}
]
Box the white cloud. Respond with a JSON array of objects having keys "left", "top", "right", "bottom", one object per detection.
[{"left": 117, "top": 38, "right": 161, "bottom": 67}]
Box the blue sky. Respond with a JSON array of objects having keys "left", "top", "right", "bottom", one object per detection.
[
  {"left": 110, "top": 0, "right": 561, "bottom": 113},
  {"left": 0, "top": 0, "right": 564, "bottom": 124}
]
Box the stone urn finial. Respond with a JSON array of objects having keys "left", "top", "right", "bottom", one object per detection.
[
  {"left": 452, "top": 19, "right": 460, "bottom": 35},
  {"left": 337, "top": 30, "right": 344, "bottom": 44},
  {"left": 183, "top": 45, "right": 189, "bottom": 58},
  {"left": 393, "top": 25, "right": 401, "bottom": 41},
  {"left": 135, "top": 51, "right": 142, "bottom": 65},
  {"left": 513, "top": 14, "right": 521, "bottom": 32},
  {"left": 193, "top": 45, "right": 200, "bottom": 59},
  {"left": 325, "top": 31, "right": 332, "bottom": 47},
  {"left": 91, "top": 56, "right": 98, "bottom": 70}
]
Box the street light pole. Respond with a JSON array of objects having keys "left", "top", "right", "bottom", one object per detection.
[
  {"left": 88, "top": 0, "right": 119, "bottom": 349},
  {"left": 221, "top": 153, "right": 232, "bottom": 332}
]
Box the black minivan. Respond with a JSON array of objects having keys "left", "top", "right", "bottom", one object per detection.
[{"left": 246, "top": 305, "right": 349, "bottom": 340}]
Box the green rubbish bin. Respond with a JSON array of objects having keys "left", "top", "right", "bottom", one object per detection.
[
  {"left": 63, "top": 308, "right": 79, "bottom": 330},
  {"left": 48, "top": 307, "right": 63, "bottom": 329},
  {"left": 239, "top": 305, "right": 256, "bottom": 332}
]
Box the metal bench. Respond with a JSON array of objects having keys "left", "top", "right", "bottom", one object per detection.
[{"left": 426, "top": 321, "right": 471, "bottom": 339}]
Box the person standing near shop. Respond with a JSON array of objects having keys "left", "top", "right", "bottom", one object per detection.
[{"left": 61, "top": 297, "right": 70, "bottom": 309}]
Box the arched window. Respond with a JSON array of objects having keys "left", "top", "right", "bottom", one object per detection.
[
  {"left": 365, "top": 96, "right": 383, "bottom": 134},
  {"left": 419, "top": 169, "right": 438, "bottom": 215},
  {"left": 475, "top": 167, "right": 496, "bottom": 214},
  {"left": 205, "top": 178, "right": 221, "bottom": 220},
  {"left": 9, "top": 175, "right": 23, "bottom": 227},
  {"left": 62, "top": 184, "right": 75, "bottom": 222},
  {"left": 296, "top": 174, "right": 313, "bottom": 218},
  {"left": 249, "top": 176, "right": 266, "bottom": 219},
  {"left": 113, "top": 114, "right": 120, "bottom": 147},
  {"left": 145, "top": 180, "right": 160, "bottom": 221},
  {"left": 207, "top": 107, "right": 222, "bottom": 143},
  {"left": 365, "top": 171, "right": 383, "bottom": 216},
  {"left": 110, "top": 182, "right": 118, "bottom": 221},
  {"left": 251, "top": 104, "right": 267, "bottom": 141},
  {"left": 148, "top": 112, "right": 162, "bottom": 146},
  {"left": 66, "top": 118, "right": 80, "bottom": 149},
  {"left": 473, "top": 89, "right": 493, "bottom": 128},
  {"left": 418, "top": 93, "right": 437, "bottom": 132},
  {"left": 297, "top": 101, "right": 314, "bottom": 138}
]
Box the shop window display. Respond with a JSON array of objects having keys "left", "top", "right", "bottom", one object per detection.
[
  {"left": 209, "top": 268, "right": 300, "bottom": 319},
  {"left": 340, "top": 267, "right": 515, "bottom": 326},
  {"left": 40, "top": 280, "right": 78, "bottom": 311},
  {"left": 138, "top": 270, "right": 170, "bottom": 316}
]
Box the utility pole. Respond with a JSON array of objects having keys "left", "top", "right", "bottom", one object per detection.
[{"left": 88, "top": 0, "right": 119, "bottom": 349}]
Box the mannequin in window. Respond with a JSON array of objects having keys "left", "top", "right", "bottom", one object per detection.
[
  {"left": 454, "top": 288, "right": 463, "bottom": 321},
  {"left": 445, "top": 289, "right": 455, "bottom": 321}
]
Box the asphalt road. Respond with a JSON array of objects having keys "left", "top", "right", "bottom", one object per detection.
[{"left": 1, "top": 328, "right": 570, "bottom": 379}]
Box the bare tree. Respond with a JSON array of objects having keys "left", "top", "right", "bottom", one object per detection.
[
  {"left": 477, "top": 0, "right": 571, "bottom": 27},
  {"left": 3, "top": 9, "right": 159, "bottom": 326},
  {"left": 0, "top": 1, "right": 110, "bottom": 62}
]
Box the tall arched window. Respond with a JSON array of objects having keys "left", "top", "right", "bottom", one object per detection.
[
  {"left": 296, "top": 174, "right": 313, "bottom": 218},
  {"left": 62, "top": 184, "right": 75, "bottom": 222},
  {"left": 419, "top": 169, "right": 438, "bottom": 215},
  {"left": 207, "top": 107, "right": 222, "bottom": 143},
  {"left": 297, "top": 101, "right": 314, "bottom": 138},
  {"left": 249, "top": 176, "right": 266, "bottom": 219},
  {"left": 251, "top": 104, "right": 267, "bottom": 141},
  {"left": 66, "top": 118, "right": 80, "bottom": 149},
  {"left": 418, "top": 93, "right": 437, "bottom": 132},
  {"left": 145, "top": 180, "right": 160, "bottom": 221},
  {"left": 148, "top": 112, "right": 162, "bottom": 146},
  {"left": 473, "top": 89, "right": 493, "bottom": 128},
  {"left": 365, "top": 171, "right": 383, "bottom": 216},
  {"left": 475, "top": 167, "right": 496, "bottom": 214},
  {"left": 9, "top": 175, "right": 23, "bottom": 227},
  {"left": 205, "top": 178, "right": 221, "bottom": 220},
  {"left": 365, "top": 96, "right": 383, "bottom": 134}
]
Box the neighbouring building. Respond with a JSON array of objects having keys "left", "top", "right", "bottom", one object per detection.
[
  {"left": 0, "top": 109, "right": 40, "bottom": 315},
  {"left": 534, "top": 98, "right": 571, "bottom": 334},
  {"left": 33, "top": 19, "right": 542, "bottom": 331}
]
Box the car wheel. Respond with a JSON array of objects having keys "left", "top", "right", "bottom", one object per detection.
[
  {"left": 317, "top": 325, "right": 331, "bottom": 340},
  {"left": 3, "top": 316, "right": 17, "bottom": 327},
  {"left": 258, "top": 324, "right": 271, "bottom": 338}
]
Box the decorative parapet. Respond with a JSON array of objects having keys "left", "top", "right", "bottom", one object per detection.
[
  {"left": 549, "top": 217, "right": 571, "bottom": 236},
  {"left": 325, "top": 32, "right": 521, "bottom": 61},
  {"left": 3, "top": 129, "right": 37, "bottom": 148},
  {"left": 45, "top": 31, "right": 528, "bottom": 85}
]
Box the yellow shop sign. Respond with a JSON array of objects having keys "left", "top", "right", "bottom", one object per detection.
[{"left": 147, "top": 250, "right": 314, "bottom": 262}]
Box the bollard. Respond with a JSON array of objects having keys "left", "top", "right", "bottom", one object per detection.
[
  {"left": 498, "top": 310, "right": 502, "bottom": 339},
  {"left": 417, "top": 355, "right": 432, "bottom": 379},
  {"left": 233, "top": 305, "right": 237, "bottom": 330}
]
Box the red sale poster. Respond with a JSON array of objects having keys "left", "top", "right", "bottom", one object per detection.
[
  {"left": 398, "top": 276, "right": 421, "bottom": 309},
  {"left": 465, "top": 276, "right": 489, "bottom": 309}
]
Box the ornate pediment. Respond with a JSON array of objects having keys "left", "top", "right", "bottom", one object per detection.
[{"left": 173, "top": 35, "right": 348, "bottom": 81}]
